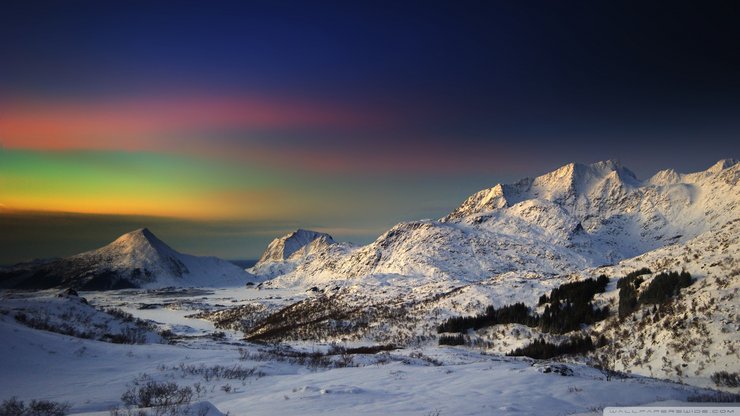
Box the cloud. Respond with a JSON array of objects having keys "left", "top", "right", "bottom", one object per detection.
[
  {"left": 0, "top": 94, "right": 387, "bottom": 151},
  {"left": 0, "top": 93, "right": 543, "bottom": 176}
]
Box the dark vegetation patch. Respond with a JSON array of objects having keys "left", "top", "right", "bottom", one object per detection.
[
  {"left": 14, "top": 311, "right": 94, "bottom": 340},
  {"left": 687, "top": 391, "right": 740, "bottom": 403},
  {"left": 0, "top": 397, "right": 70, "bottom": 416},
  {"left": 437, "top": 302, "right": 537, "bottom": 333},
  {"left": 438, "top": 275, "right": 609, "bottom": 335},
  {"left": 538, "top": 275, "right": 609, "bottom": 306},
  {"left": 618, "top": 270, "right": 693, "bottom": 318},
  {"left": 507, "top": 335, "right": 595, "bottom": 359},
  {"left": 172, "top": 363, "right": 265, "bottom": 381},
  {"left": 436, "top": 268, "right": 694, "bottom": 361},
  {"left": 617, "top": 271, "right": 644, "bottom": 318},
  {"left": 638, "top": 271, "right": 693, "bottom": 304},
  {"left": 147, "top": 288, "right": 214, "bottom": 298},
  {"left": 711, "top": 371, "right": 740, "bottom": 388},
  {"left": 189, "top": 303, "right": 269, "bottom": 332},
  {"left": 119, "top": 374, "right": 193, "bottom": 414},
  {"left": 241, "top": 343, "right": 440, "bottom": 369},
  {"left": 329, "top": 344, "right": 397, "bottom": 354},
  {"left": 238, "top": 345, "right": 354, "bottom": 369},
  {"left": 438, "top": 334, "right": 467, "bottom": 346},
  {"left": 539, "top": 297, "right": 609, "bottom": 334},
  {"left": 243, "top": 293, "right": 418, "bottom": 344}
]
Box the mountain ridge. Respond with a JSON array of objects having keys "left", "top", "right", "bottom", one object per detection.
[
  {"left": 256, "top": 159, "right": 739, "bottom": 287},
  {"left": 240, "top": 158, "right": 739, "bottom": 390},
  {"left": 250, "top": 229, "right": 343, "bottom": 279},
  {"left": 0, "top": 228, "right": 252, "bottom": 290}
]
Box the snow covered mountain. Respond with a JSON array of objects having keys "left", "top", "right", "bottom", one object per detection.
[
  {"left": 1, "top": 159, "right": 737, "bottom": 412},
  {"left": 258, "top": 229, "right": 336, "bottom": 263},
  {"left": 250, "top": 229, "right": 349, "bottom": 278},
  {"left": 0, "top": 228, "right": 252, "bottom": 290},
  {"left": 258, "top": 159, "right": 739, "bottom": 288},
  {"left": 237, "top": 159, "right": 739, "bottom": 389}
]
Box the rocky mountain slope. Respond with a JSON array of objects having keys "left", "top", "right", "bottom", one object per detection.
[
  {"left": 0, "top": 228, "right": 251, "bottom": 290},
  {"left": 258, "top": 229, "right": 336, "bottom": 263},
  {"left": 249, "top": 229, "right": 345, "bottom": 279},
  {"left": 256, "top": 159, "right": 738, "bottom": 288},
  {"left": 238, "top": 159, "right": 739, "bottom": 391}
]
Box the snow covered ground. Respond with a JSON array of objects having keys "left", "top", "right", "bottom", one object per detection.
[{"left": 0, "top": 286, "right": 733, "bottom": 416}]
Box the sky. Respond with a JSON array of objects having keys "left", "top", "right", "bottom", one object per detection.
[{"left": 1, "top": 1, "right": 739, "bottom": 264}]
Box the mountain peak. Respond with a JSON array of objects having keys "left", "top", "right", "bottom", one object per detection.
[
  {"left": 543, "top": 160, "right": 634, "bottom": 182},
  {"left": 532, "top": 159, "right": 638, "bottom": 196},
  {"left": 2, "top": 227, "right": 250, "bottom": 290},
  {"left": 445, "top": 159, "right": 640, "bottom": 220},
  {"left": 112, "top": 228, "right": 170, "bottom": 253},
  {"left": 293, "top": 228, "right": 324, "bottom": 238},
  {"left": 590, "top": 158, "right": 622, "bottom": 169},
  {"left": 707, "top": 158, "right": 738, "bottom": 174},
  {"left": 127, "top": 227, "right": 155, "bottom": 242},
  {"left": 121, "top": 227, "right": 153, "bottom": 238},
  {"left": 257, "top": 229, "right": 336, "bottom": 264},
  {"left": 573, "top": 160, "right": 636, "bottom": 180}
]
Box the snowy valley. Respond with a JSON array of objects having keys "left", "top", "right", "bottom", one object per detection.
[{"left": 1, "top": 159, "right": 738, "bottom": 415}]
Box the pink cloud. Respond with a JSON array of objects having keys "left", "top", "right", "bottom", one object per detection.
[
  {"left": 0, "top": 94, "right": 384, "bottom": 151},
  {"left": 0, "top": 93, "right": 538, "bottom": 175},
  {"left": 241, "top": 136, "right": 533, "bottom": 175}
]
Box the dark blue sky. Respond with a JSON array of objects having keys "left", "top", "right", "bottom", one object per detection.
[
  {"left": 4, "top": 2, "right": 740, "bottom": 148},
  {"left": 3, "top": 1, "right": 739, "bottom": 156},
  {"left": 1, "top": 1, "right": 738, "bottom": 263}
]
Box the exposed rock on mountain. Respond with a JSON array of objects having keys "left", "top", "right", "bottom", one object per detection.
[
  {"left": 257, "top": 229, "right": 336, "bottom": 264},
  {"left": 250, "top": 229, "right": 345, "bottom": 278},
  {"left": 257, "top": 159, "right": 738, "bottom": 288}
]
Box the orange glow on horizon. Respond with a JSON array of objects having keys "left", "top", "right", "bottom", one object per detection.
[{"left": 1, "top": 188, "right": 303, "bottom": 221}]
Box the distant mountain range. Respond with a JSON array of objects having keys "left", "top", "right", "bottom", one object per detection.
[
  {"left": 0, "top": 228, "right": 251, "bottom": 290},
  {"left": 239, "top": 158, "right": 738, "bottom": 389},
  {"left": 251, "top": 159, "right": 739, "bottom": 287},
  {"left": 3, "top": 158, "right": 737, "bottom": 296}
]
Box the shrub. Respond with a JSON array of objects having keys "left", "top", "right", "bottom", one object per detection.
[
  {"left": 538, "top": 276, "right": 610, "bottom": 334},
  {"left": 711, "top": 371, "right": 740, "bottom": 388},
  {"left": 617, "top": 269, "right": 648, "bottom": 318},
  {"left": 539, "top": 299, "right": 609, "bottom": 334},
  {"left": 120, "top": 375, "right": 192, "bottom": 416},
  {"left": 438, "top": 334, "right": 467, "bottom": 346},
  {"left": 540, "top": 276, "right": 609, "bottom": 306},
  {"left": 328, "top": 344, "right": 396, "bottom": 355},
  {"left": 687, "top": 391, "right": 740, "bottom": 402},
  {"left": 0, "top": 397, "right": 70, "bottom": 416},
  {"left": 616, "top": 270, "right": 647, "bottom": 290},
  {"left": 619, "top": 270, "right": 693, "bottom": 318},
  {"left": 538, "top": 293, "right": 549, "bottom": 305},
  {"left": 174, "top": 363, "right": 263, "bottom": 381},
  {"left": 437, "top": 302, "right": 537, "bottom": 333},
  {"left": 508, "top": 335, "right": 595, "bottom": 359},
  {"left": 618, "top": 284, "right": 638, "bottom": 318},
  {"left": 159, "top": 329, "right": 175, "bottom": 339},
  {"left": 624, "top": 268, "right": 652, "bottom": 282},
  {"left": 106, "top": 308, "right": 135, "bottom": 322},
  {"left": 440, "top": 276, "right": 611, "bottom": 336},
  {"left": 638, "top": 271, "right": 693, "bottom": 304}
]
